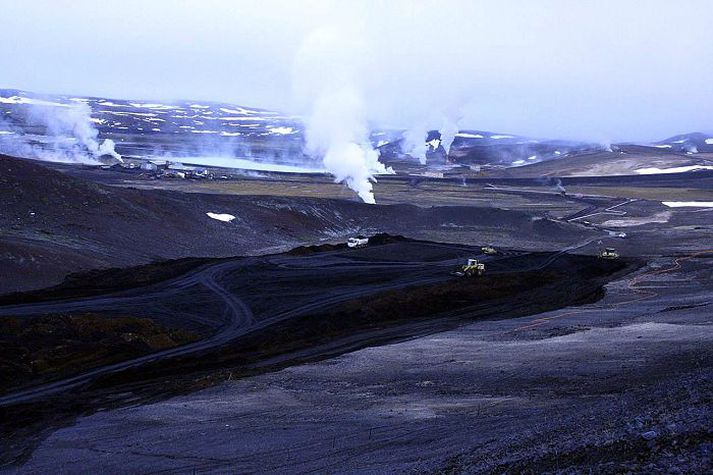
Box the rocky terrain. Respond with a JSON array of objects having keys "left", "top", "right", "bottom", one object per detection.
[{"left": 7, "top": 239, "right": 711, "bottom": 474}]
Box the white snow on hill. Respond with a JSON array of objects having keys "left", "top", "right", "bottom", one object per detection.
[
  {"left": 206, "top": 212, "right": 236, "bottom": 222},
  {"left": 636, "top": 165, "right": 713, "bottom": 175},
  {"left": 662, "top": 201, "right": 713, "bottom": 208},
  {"left": 0, "top": 95, "right": 68, "bottom": 107}
]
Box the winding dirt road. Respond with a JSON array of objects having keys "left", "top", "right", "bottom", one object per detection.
[
  {"left": 0, "top": 261, "right": 254, "bottom": 406},
  {"left": 0, "top": 239, "right": 606, "bottom": 407}
]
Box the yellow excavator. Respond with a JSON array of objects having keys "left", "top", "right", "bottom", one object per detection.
[
  {"left": 454, "top": 258, "right": 485, "bottom": 277},
  {"left": 598, "top": 247, "right": 619, "bottom": 260}
]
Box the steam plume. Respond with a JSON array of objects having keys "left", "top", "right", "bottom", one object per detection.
[
  {"left": 401, "top": 111, "right": 460, "bottom": 164},
  {"left": 293, "top": 26, "right": 392, "bottom": 204},
  {"left": 438, "top": 116, "right": 459, "bottom": 158},
  {"left": 554, "top": 178, "right": 566, "bottom": 194},
  {"left": 305, "top": 88, "right": 389, "bottom": 203},
  {"left": 401, "top": 126, "right": 429, "bottom": 164},
  {"left": 0, "top": 102, "right": 122, "bottom": 163}
]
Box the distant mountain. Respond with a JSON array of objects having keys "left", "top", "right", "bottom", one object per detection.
[
  {"left": 1, "top": 88, "right": 709, "bottom": 171},
  {"left": 376, "top": 128, "right": 605, "bottom": 168},
  {"left": 0, "top": 89, "right": 304, "bottom": 161},
  {"left": 654, "top": 132, "right": 713, "bottom": 153}
]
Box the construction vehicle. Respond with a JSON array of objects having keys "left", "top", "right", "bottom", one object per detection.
[
  {"left": 598, "top": 247, "right": 619, "bottom": 260},
  {"left": 454, "top": 258, "right": 485, "bottom": 277},
  {"left": 481, "top": 245, "right": 498, "bottom": 256},
  {"left": 347, "top": 236, "right": 369, "bottom": 248}
]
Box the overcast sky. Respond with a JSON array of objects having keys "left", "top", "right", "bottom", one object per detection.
[{"left": 2, "top": 0, "right": 712, "bottom": 141}]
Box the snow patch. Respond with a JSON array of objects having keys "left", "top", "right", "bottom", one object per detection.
[
  {"left": 662, "top": 201, "right": 713, "bottom": 208},
  {"left": 654, "top": 144, "right": 672, "bottom": 149},
  {"left": 268, "top": 126, "right": 296, "bottom": 135},
  {"left": 0, "top": 95, "right": 68, "bottom": 107},
  {"left": 705, "top": 138, "right": 713, "bottom": 145},
  {"left": 426, "top": 138, "right": 441, "bottom": 150},
  {"left": 455, "top": 132, "right": 483, "bottom": 139},
  {"left": 219, "top": 107, "right": 258, "bottom": 115},
  {"left": 129, "top": 102, "right": 179, "bottom": 110},
  {"left": 206, "top": 212, "right": 236, "bottom": 222},
  {"left": 97, "top": 101, "right": 125, "bottom": 107},
  {"left": 490, "top": 134, "right": 515, "bottom": 139},
  {"left": 636, "top": 165, "right": 713, "bottom": 175}
]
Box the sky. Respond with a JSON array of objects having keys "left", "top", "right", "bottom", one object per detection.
[{"left": 2, "top": 0, "right": 712, "bottom": 142}]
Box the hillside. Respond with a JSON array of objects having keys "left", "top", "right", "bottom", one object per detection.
[{"left": 0, "top": 154, "right": 594, "bottom": 294}]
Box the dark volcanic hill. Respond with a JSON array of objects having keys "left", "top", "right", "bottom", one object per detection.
[{"left": 0, "top": 154, "right": 595, "bottom": 294}]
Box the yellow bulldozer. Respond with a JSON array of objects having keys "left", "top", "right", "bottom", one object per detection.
[
  {"left": 598, "top": 247, "right": 619, "bottom": 260},
  {"left": 454, "top": 258, "right": 485, "bottom": 277}
]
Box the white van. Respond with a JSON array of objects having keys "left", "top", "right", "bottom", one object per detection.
[{"left": 347, "top": 237, "right": 369, "bottom": 248}]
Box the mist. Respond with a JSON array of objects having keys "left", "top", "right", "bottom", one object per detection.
[
  {"left": 2, "top": 0, "right": 712, "bottom": 143},
  {"left": 0, "top": 102, "right": 121, "bottom": 164}
]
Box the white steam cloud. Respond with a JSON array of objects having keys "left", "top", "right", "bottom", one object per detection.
[
  {"left": 401, "top": 126, "right": 429, "bottom": 165},
  {"left": 438, "top": 115, "right": 460, "bottom": 158},
  {"left": 401, "top": 113, "right": 460, "bottom": 164},
  {"left": 305, "top": 88, "right": 389, "bottom": 203},
  {"left": 0, "top": 102, "right": 121, "bottom": 163},
  {"left": 293, "top": 25, "right": 392, "bottom": 204}
]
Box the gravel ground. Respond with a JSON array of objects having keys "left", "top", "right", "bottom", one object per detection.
[{"left": 11, "top": 254, "right": 713, "bottom": 474}]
